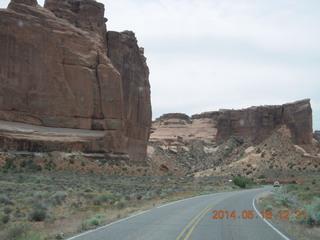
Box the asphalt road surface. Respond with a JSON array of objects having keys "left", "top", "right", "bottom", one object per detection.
[{"left": 68, "top": 186, "right": 293, "bottom": 240}]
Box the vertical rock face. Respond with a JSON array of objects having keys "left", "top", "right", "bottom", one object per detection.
[
  {"left": 0, "top": 0, "right": 152, "bottom": 161},
  {"left": 151, "top": 99, "right": 313, "bottom": 147},
  {"left": 107, "top": 31, "right": 152, "bottom": 162},
  {"left": 150, "top": 113, "right": 218, "bottom": 143},
  {"left": 216, "top": 99, "right": 313, "bottom": 145},
  {"left": 314, "top": 131, "right": 320, "bottom": 143}
]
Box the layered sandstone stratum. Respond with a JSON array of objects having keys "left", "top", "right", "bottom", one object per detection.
[
  {"left": 149, "top": 99, "right": 319, "bottom": 176},
  {"left": 0, "top": 0, "right": 151, "bottom": 162},
  {"left": 151, "top": 99, "right": 313, "bottom": 146}
]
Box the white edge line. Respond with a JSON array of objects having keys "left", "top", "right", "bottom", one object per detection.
[
  {"left": 67, "top": 209, "right": 151, "bottom": 240},
  {"left": 252, "top": 192, "right": 291, "bottom": 240},
  {"left": 67, "top": 193, "right": 214, "bottom": 239}
]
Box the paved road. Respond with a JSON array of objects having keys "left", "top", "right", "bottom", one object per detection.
[{"left": 68, "top": 186, "right": 292, "bottom": 240}]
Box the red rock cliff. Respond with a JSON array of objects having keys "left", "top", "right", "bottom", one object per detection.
[
  {"left": 151, "top": 99, "right": 313, "bottom": 147},
  {"left": 216, "top": 99, "right": 313, "bottom": 145},
  {"left": 0, "top": 0, "right": 152, "bottom": 161},
  {"left": 107, "top": 31, "right": 152, "bottom": 162}
]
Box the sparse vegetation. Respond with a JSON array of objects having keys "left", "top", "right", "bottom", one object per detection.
[
  {"left": 29, "top": 209, "right": 47, "bottom": 222},
  {"left": 232, "top": 177, "right": 254, "bottom": 189},
  {"left": 0, "top": 172, "right": 223, "bottom": 240},
  {"left": 258, "top": 180, "right": 320, "bottom": 240}
]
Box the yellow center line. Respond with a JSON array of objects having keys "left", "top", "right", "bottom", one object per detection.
[{"left": 176, "top": 195, "right": 234, "bottom": 240}]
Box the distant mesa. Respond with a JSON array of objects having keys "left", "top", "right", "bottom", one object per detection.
[
  {"left": 0, "top": 0, "right": 152, "bottom": 162},
  {"left": 151, "top": 99, "right": 313, "bottom": 147}
]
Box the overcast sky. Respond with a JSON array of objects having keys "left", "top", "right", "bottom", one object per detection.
[{"left": 1, "top": 0, "right": 319, "bottom": 130}]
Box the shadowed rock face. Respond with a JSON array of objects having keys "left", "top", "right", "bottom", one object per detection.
[
  {"left": 151, "top": 99, "right": 313, "bottom": 146},
  {"left": 216, "top": 99, "right": 313, "bottom": 145},
  {"left": 0, "top": 0, "right": 152, "bottom": 161},
  {"left": 314, "top": 131, "right": 320, "bottom": 143},
  {"left": 107, "top": 31, "right": 152, "bottom": 162}
]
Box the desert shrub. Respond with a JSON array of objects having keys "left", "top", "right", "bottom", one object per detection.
[
  {"left": 4, "top": 207, "right": 13, "bottom": 214},
  {"left": 93, "top": 193, "right": 116, "bottom": 205},
  {"left": 265, "top": 205, "right": 273, "bottom": 211},
  {"left": 286, "top": 184, "right": 300, "bottom": 192},
  {"left": 29, "top": 209, "right": 46, "bottom": 222},
  {"left": 55, "top": 233, "right": 64, "bottom": 240},
  {"left": 258, "top": 174, "right": 266, "bottom": 179},
  {"left": 272, "top": 187, "right": 297, "bottom": 208},
  {"left": 94, "top": 213, "right": 107, "bottom": 219},
  {"left": 2, "top": 223, "right": 31, "bottom": 240},
  {"left": 81, "top": 217, "right": 100, "bottom": 230},
  {"left": 2, "top": 215, "right": 10, "bottom": 224},
  {"left": 50, "top": 192, "right": 68, "bottom": 206},
  {"left": 141, "top": 193, "right": 152, "bottom": 200},
  {"left": 232, "top": 177, "right": 253, "bottom": 189},
  {"left": 27, "top": 163, "right": 42, "bottom": 172},
  {"left": 4, "top": 157, "right": 16, "bottom": 170},
  {"left": 205, "top": 186, "right": 216, "bottom": 192},
  {"left": 296, "top": 198, "right": 320, "bottom": 226},
  {"left": 45, "top": 160, "right": 56, "bottom": 171},
  {"left": 116, "top": 199, "right": 128, "bottom": 210},
  {"left": 0, "top": 195, "right": 14, "bottom": 205},
  {"left": 33, "top": 200, "right": 50, "bottom": 211}
]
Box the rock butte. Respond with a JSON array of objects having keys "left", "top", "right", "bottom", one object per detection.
[
  {"left": 151, "top": 99, "right": 313, "bottom": 148},
  {"left": 0, "top": 0, "right": 151, "bottom": 162}
]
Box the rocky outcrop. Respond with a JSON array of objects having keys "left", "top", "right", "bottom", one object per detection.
[
  {"left": 216, "top": 99, "right": 313, "bottom": 145},
  {"left": 0, "top": 0, "right": 151, "bottom": 162},
  {"left": 151, "top": 99, "right": 313, "bottom": 147},
  {"left": 107, "top": 31, "right": 152, "bottom": 162},
  {"left": 150, "top": 113, "right": 218, "bottom": 144},
  {"left": 314, "top": 131, "right": 320, "bottom": 143}
]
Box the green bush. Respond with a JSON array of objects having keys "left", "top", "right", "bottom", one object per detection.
[
  {"left": 29, "top": 209, "right": 47, "bottom": 222},
  {"left": 0, "top": 194, "right": 13, "bottom": 205},
  {"left": 81, "top": 217, "right": 100, "bottom": 230},
  {"left": 94, "top": 213, "right": 107, "bottom": 219},
  {"left": 232, "top": 177, "right": 253, "bottom": 188},
  {"left": 116, "top": 199, "right": 128, "bottom": 210},
  {"left": 55, "top": 233, "right": 64, "bottom": 239},
  {"left": 296, "top": 198, "right": 320, "bottom": 226},
  {"left": 4, "top": 207, "right": 13, "bottom": 214},
  {"left": 93, "top": 193, "right": 116, "bottom": 205},
  {"left": 272, "top": 187, "right": 297, "bottom": 208},
  {"left": 45, "top": 160, "right": 56, "bottom": 171},
  {"left": 2, "top": 223, "right": 31, "bottom": 240},
  {"left": 4, "top": 157, "right": 16, "bottom": 170},
  {"left": 2, "top": 214, "right": 10, "bottom": 224},
  {"left": 50, "top": 192, "right": 68, "bottom": 206},
  {"left": 265, "top": 205, "right": 273, "bottom": 211},
  {"left": 286, "top": 184, "right": 300, "bottom": 192}
]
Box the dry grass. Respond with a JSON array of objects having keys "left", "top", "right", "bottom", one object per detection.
[
  {"left": 257, "top": 181, "right": 320, "bottom": 240},
  {"left": 0, "top": 171, "right": 227, "bottom": 240}
]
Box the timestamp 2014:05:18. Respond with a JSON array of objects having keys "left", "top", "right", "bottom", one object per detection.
[{"left": 212, "top": 210, "right": 306, "bottom": 220}]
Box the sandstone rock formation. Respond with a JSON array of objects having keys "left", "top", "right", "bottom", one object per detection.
[
  {"left": 314, "top": 131, "right": 320, "bottom": 143},
  {"left": 0, "top": 0, "right": 151, "bottom": 162},
  {"left": 215, "top": 99, "right": 313, "bottom": 145},
  {"left": 151, "top": 99, "right": 313, "bottom": 146},
  {"left": 107, "top": 31, "right": 152, "bottom": 164},
  {"left": 150, "top": 113, "right": 218, "bottom": 144}
]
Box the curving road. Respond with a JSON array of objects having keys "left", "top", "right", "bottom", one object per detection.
[{"left": 68, "top": 186, "right": 293, "bottom": 240}]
